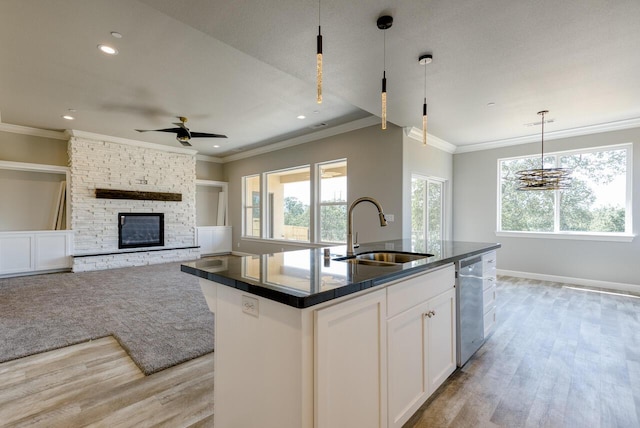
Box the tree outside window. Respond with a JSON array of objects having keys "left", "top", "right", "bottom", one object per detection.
[{"left": 499, "top": 145, "right": 630, "bottom": 234}]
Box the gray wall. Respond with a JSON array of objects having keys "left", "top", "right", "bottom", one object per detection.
[
  {"left": 196, "top": 159, "right": 224, "bottom": 181},
  {"left": 0, "top": 131, "right": 68, "bottom": 166},
  {"left": 223, "top": 124, "right": 404, "bottom": 254},
  {"left": 453, "top": 127, "right": 640, "bottom": 286},
  {"left": 0, "top": 169, "right": 66, "bottom": 231}
]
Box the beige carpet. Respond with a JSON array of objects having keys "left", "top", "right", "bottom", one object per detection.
[{"left": 0, "top": 262, "right": 214, "bottom": 375}]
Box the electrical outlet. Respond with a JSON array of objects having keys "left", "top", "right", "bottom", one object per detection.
[
  {"left": 386, "top": 214, "right": 394, "bottom": 222},
  {"left": 242, "top": 295, "right": 259, "bottom": 317}
]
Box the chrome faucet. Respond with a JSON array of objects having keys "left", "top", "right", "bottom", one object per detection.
[{"left": 347, "top": 197, "right": 387, "bottom": 256}]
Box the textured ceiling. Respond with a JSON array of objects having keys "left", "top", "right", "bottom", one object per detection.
[{"left": 1, "top": 0, "right": 640, "bottom": 158}]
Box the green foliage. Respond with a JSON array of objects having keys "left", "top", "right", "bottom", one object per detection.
[
  {"left": 501, "top": 148, "right": 627, "bottom": 233},
  {"left": 320, "top": 205, "right": 347, "bottom": 242},
  {"left": 284, "top": 196, "right": 309, "bottom": 227}
]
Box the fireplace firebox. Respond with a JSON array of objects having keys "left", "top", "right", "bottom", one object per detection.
[{"left": 118, "top": 213, "right": 164, "bottom": 249}]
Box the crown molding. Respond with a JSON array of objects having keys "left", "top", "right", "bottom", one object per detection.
[
  {"left": 65, "top": 129, "right": 198, "bottom": 155},
  {"left": 405, "top": 127, "right": 456, "bottom": 153},
  {"left": 455, "top": 116, "right": 640, "bottom": 154},
  {"left": 220, "top": 116, "right": 380, "bottom": 163},
  {"left": 196, "top": 154, "right": 224, "bottom": 163},
  {"left": 0, "top": 122, "right": 67, "bottom": 140}
]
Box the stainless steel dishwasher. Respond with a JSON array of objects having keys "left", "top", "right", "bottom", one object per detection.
[{"left": 456, "top": 255, "right": 485, "bottom": 366}]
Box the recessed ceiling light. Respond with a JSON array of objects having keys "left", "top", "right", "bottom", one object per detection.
[
  {"left": 297, "top": 115, "right": 306, "bottom": 119},
  {"left": 97, "top": 44, "right": 118, "bottom": 55},
  {"left": 487, "top": 102, "right": 496, "bottom": 107},
  {"left": 213, "top": 145, "right": 220, "bottom": 148},
  {"left": 110, "top": 31, "right": 123, "bottom": 39},
  {"left": 62, "top": 115, "right": 75, "bottom": 120}
]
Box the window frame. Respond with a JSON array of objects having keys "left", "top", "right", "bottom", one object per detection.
[
  {"left": 410, "top": 173, "right": 446, "bottom": 247},
  {"left": 265, "top": 165, "right": 311, "bottom": 243},
  {"left": 316, "top": 159, "right": 348, "bottom": 245},
  {"left": 496, "top": 143, "right": 634, "bottom": 242},
  {"left": 241, "top": 174, "right": 261, "bottom": 239},
  {"left": 241, "top": 159, "right": 348, "bottom": 246}
]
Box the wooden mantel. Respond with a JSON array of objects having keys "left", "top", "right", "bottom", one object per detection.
[{"left": 95, "top": 188, "right": 182, "bottom": 201}]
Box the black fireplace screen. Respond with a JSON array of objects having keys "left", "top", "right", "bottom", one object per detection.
[{"left": 118, "top": 213, "right": 164, "bottom": 249}]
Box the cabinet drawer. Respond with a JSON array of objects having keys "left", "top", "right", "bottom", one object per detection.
[
  {"left": 484, "top": 306, "right": 496, "bottom": 337},
  {"left": 387, "top": 264, "right": 455, "bottom": 318},
  {"left": 483, "top": 276, "right": 496, "bottom": 291},
  {"left": 483, "top": 285, "right": 496, "bottom": 313},
  {"left": 482, "top": 251, "right": 497, "bottom": 272}
]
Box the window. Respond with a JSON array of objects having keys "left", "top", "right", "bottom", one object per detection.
[
  {"left": 498, "top": 144, "right": 632, "bottom": 238},
  {"left": 242, "top": 175, "right": 261, "bottom": 238},
  {"left": 318, "top": 160, "right": 347, "bottom": 243},
  {"left": 266, "top": 166, "right": 311, "bottom": 242},
  {"left": 411, "top": 174, "right": 445, "bottom": 251},
  {"left": 242, "top": 160, "right": 348, "bottom": 244}
]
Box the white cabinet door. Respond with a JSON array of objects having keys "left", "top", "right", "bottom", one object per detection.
[
  {"left": 426, "top": 288, "right": 457, "bottom": 394},
  {"left": 387, "top": 301, "right": 429, "bottom": 428},
  {"left": 315, "top": 289, "right": 387, "bottom": 428},
  {"left": 35, "top": 233, "right": 71, "bottom": 270},
  {"left": 0, "top": 234, "right": 34, "bottom": 274},
  {"left": 387, "top": 287, "right": 456, "bottom": 428},
  {"left": 197, "top": 226, "right": 232, "bottom": 255}
]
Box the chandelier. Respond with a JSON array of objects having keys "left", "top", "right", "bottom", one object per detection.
[{"left": 516, "top": 110, "right": 572, "bottom": 191}]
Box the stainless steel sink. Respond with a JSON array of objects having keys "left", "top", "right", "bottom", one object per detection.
[
  {"left": 340, "top": 258, "right": 399, "bottom": 267},
  {"left": 354, "top": 252, "right": 432, "bottom": 263},
  {"left": 334, "top": 251, "right": 433, "bottom": 267}
]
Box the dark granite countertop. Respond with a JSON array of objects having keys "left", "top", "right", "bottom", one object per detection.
[{"left": 181, "top": 239, "right": 501, "bottom": 308}]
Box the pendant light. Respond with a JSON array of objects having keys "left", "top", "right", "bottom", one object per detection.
[
  {"left": 377, "top": 15, "right": 393, "bottom": 130},
  {"left": 418, "top": 54, "right": 432, "bottom": 146},
  {"left": 316, "top": 0, "right": 322, "bottom": 104},
  {"left": 516, "top": 110, "right": 572, "bottom": 190}
]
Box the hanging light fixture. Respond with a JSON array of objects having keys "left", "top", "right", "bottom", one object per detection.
[
  {"left": 418, "top": 54, "right": 432, "bottom": 146},
  {"left": 516, "top": 110, "right": 572, "bottom": 190},
  {"left": 316, "top": 0, "right": 322, "bottom": 104},
  {"left": 377, "top": 15, "right": 393, "bottom": 130}
]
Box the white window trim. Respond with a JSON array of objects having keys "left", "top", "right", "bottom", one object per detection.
[
  {"left": 241, "top": 174, "right": 261, "bottom": 238},
  {"left": 496, "top": 143, "right": 634, "bottom": 239},
  {"left": 242, "top": 159, "right": 347, "bottom": 245},
  {"left": 411, "top": 173, "right": 447, "bottom": 243},
  {"left": 316, "top": 159, "right": 348, "bottom": 245}
]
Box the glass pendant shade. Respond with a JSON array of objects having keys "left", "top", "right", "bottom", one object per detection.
[
  {"left": 381, "top": 73, "right": 387, "bottom": 129},
  {"left": 317, "top": 27, "right": 322, "bottom": 104},
  {"left": 422, "top": 101, "right": 427, "bottom": 146}
]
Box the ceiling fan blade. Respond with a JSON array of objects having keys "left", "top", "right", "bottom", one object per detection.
[
  {"left": 136, "top": 127, "right": 182, "bottom": 134},
  {"left": 172, "top": 122, "right": 189, "bottom": 131},
  {"left": 190, "top": 132, "right": 227, "bottom": 139},
  {"left": 178, "top": 140, "right": 192, "bottom": 147}
]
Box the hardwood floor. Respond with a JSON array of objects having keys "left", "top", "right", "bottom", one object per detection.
[
  {"left": 1, "top": 276, "right": 638, "bottom": 427},
  {"left": 0, "top": 337, "right": 214, "bottom": 427},
  {"left": 405, "top": 276, "right": 640, "bottom": 428}
]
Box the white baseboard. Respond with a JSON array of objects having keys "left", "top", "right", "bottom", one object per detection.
[{"left": 497, "top": 269, "right": 640, "bottom": 295}]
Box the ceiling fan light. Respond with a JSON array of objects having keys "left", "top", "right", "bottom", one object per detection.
[{"left": 97, "top": 44, "right": 118, "bottom": 55}]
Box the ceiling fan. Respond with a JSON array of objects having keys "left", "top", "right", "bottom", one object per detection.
[{"left": 135, "top": 116, "right": 227, "bottom": 146}]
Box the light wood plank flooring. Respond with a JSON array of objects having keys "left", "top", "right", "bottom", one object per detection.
[
  {"left": 0, "top": 337, "right": 214, "bottom": 427},
  {"left": 405, "top": 276, "right": 640, "bottom": 428},
  {"left": 2, "top": 276, "right": 639, "bottom": 427}
]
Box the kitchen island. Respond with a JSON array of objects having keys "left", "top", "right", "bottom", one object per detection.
[{"left": 181, "top": 240, "right": 500, "bottom": 428}]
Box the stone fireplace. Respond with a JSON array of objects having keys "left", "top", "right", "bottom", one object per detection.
[{"left": 68, "top": 133, "right": 200, "bottom": 272}]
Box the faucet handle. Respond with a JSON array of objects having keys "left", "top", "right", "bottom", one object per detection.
[{"left": 354, "top": 232, "right": 359, "bottom": 248}]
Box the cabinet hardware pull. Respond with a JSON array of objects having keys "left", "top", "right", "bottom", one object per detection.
[{"left": 431, "top": 310, "right": 436, "bottom": 317}]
